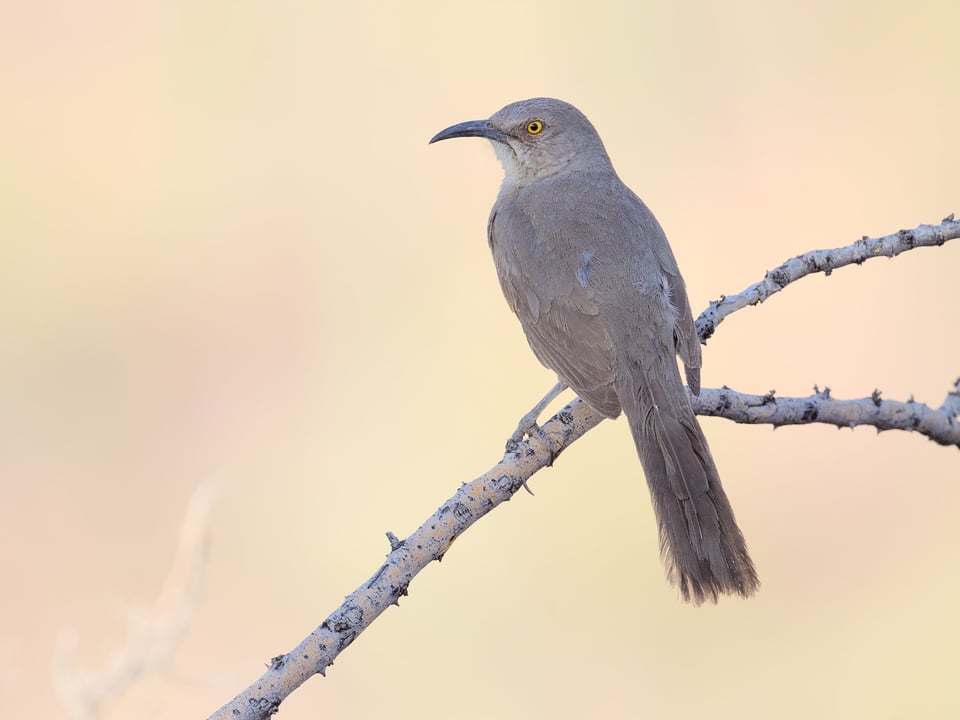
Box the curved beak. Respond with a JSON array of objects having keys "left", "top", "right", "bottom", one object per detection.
[{"left": 429, "top": 119, "right": 508, "bottom": 145}]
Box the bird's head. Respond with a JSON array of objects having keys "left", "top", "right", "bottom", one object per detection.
[{"left": 430, "top": 97, "right": 611, "bottom": 184}]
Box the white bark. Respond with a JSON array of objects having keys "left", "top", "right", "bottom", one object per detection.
[{"left": 206, "top": 217, "right": 959, "bottom": 720}]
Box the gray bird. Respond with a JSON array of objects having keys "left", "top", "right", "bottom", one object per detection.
[{"left": 430, "top": 98, "right": 758, "bottom": 604}]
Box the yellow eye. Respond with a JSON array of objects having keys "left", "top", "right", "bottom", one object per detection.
[{"left": 526, "top": 120, "right": 544, "bottom": 135}]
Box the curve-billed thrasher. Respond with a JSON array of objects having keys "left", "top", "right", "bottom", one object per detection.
[{"left": 430, "top": 98, "right": 758, "bottom": 604}]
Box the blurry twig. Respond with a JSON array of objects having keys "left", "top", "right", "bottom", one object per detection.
[{"left": 54, "top": 475, "right": 226, "bottom": 720}]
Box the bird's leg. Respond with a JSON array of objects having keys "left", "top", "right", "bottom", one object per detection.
[{"left": 507, "top": 380, "right": 568, "bottom": 449}]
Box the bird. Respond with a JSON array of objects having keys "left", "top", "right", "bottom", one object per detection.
[{"left": 430, "top": 98, "right": 758, "bottom": 604}]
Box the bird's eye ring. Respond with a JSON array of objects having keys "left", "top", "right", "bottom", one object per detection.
[{"left": 526, "top": 120, "right": 544, "bottom": 135}]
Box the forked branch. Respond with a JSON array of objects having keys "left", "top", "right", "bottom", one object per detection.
[{"left": 209, "top": 216, "right": 959, "bottom": 720}]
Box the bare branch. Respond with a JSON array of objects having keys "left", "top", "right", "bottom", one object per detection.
[
  {"left": 208, "top": 217, "right": 958, "bottom": 719},
  {"left": 211, "top": 379, "right": 959, "bottom": 720},
  {"left": 691, "top": 383, "right": 960, "bottom": 449},
  {"left": 207, "top": 403, "right": 602, "bottom": 720},
  {"left": 696, "top": 215, "right": 960, "bottom": 342}
]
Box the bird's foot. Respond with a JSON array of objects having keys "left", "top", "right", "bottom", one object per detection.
[
  {"left": 506, "top": 407, "right": 544, "bottom": 448},
  {"left": 504, "top": 380, "right": 568, "bottom": 452},
  {"left": 506, "top": 416, "right": 557, "bottom": 470}
]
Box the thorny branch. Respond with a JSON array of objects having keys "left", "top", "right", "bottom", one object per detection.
[
  {"left": 692, "top": 383, "right": 960, "bottom": 448},
  {"left": 202, "top": 216, "right": 956, "bottom": 719},
  {"left": 696, "top": 214, "right": 960, "bottom": 341}
]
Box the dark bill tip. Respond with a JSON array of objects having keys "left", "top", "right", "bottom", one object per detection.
[{"left": 429, "top": 119, "right": 507, "bottom": 145}]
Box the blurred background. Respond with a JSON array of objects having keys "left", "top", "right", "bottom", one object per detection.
[{"left": 2, "top": 1, "right": 959, "bottom": 718}]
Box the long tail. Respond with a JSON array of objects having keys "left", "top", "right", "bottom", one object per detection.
[{"left": 618, "top": 353, "right": 759, "bottom": 604}]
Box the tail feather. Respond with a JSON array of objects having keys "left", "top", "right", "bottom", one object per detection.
[{"left": 619, "top": 356, "right": 758, "bottom": 605}]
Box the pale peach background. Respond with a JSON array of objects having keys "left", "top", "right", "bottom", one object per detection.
[{"left": 2, "top": 1, "right": 959, "bottom": 718}]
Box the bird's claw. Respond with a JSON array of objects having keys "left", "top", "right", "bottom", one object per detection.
[
  {"left": 507, "top": 408, "right": 542, "bottom": 448},
  {"left": 505, "top": 419, "right": 556, "bottom": 469}
]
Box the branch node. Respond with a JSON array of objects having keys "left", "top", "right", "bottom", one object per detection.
[
  {"left": 871, "top": 389, "right": 882, "bottom": 407},
  {"left": 766, "top": 268, "right": 789, "bottom": 290},
  {"left": 385, "top": 531, "right": 404, "bottom": 551},
  {"left": 700, "top": 319, "right": 716, "bottom": 342},
  {"left": 898, "top": 228, "right": 917, "bottom": 249},
  {"left": 392, "top": 582, "right": 410, "bottom": 603},
  {"left": 248, "top": 696, "right": 281, "bottom": 716}
]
